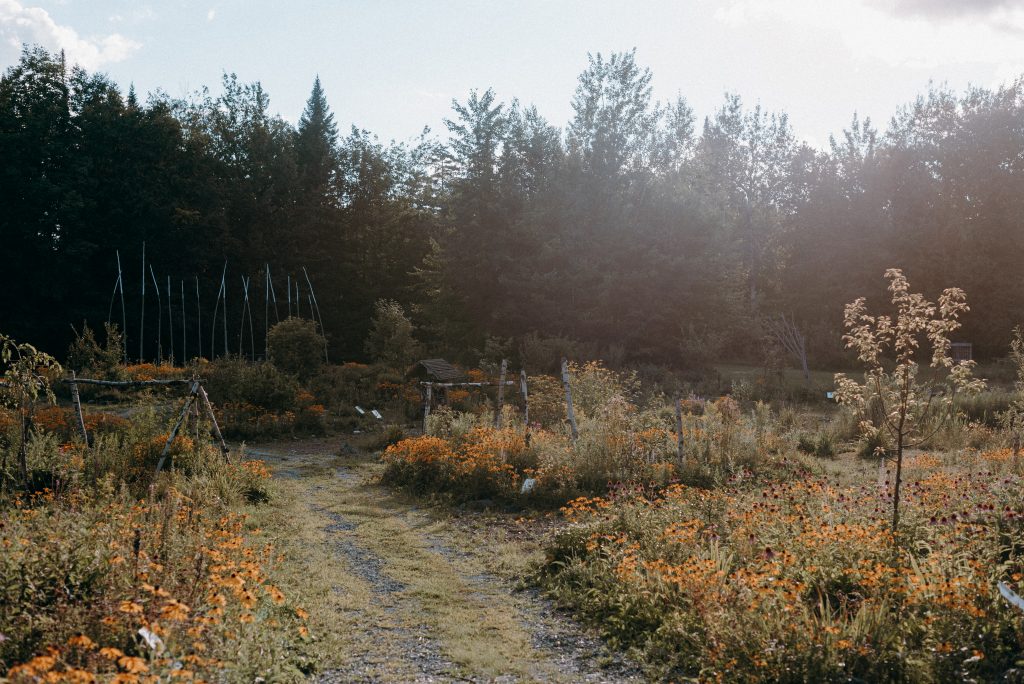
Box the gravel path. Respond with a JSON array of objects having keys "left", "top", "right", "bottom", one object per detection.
[{"left": 247, "top": 439, "right": 645, "bottom": 683}]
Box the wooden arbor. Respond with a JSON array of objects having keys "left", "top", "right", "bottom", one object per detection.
[{"left": 62, "top": 375, "right": 229, "bottom": 474}]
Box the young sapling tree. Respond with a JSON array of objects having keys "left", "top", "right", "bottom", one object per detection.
[
  {"left": 834, "top": 268, "right": 985, "bottom": 531},
  {"left": 0, "top": 334, "right": 62, "bottom": 487}
]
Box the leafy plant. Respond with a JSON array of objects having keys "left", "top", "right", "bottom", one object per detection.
[
  {"left": 833, "top": 269, "right": 985, "bottom": 531},
  {"left": 1, "top": 333, "right": 62, "bottom": 488}
]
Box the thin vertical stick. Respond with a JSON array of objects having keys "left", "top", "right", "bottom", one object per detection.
[
  {"left": 423, "top": 383, "right": 433, "bottom": 433},
  {"left": 495, "top": 359, "right": 508, "bottom": 428},
  {"left": 181, "top": 280, "right": 186, "bottom": 363},
  {"left": 239, "top": 276, "right": 247, "bottom": 358},
  {"left": 264, "top": 266, "right": 270, "bottom": 359},
  {"left": 561, "top": 358, "right": 579, "bottom": 441},
  {"left": 167, "top": 276, "right": 174, "bottom": 365},
  {"left": 211, "top": 266, "right": 225, "bottom": 359},
  {"left": 107, "top": 274, "right": 121, "bottom": 330},
  {"left": 117, "top": 251, "right": 126, "bottom": 361},
  {"left": 221, "top": 265, "right": 228, "bottom": 358},
  {"left": 70, "top": 371, "right": 89, "bottom": 446},
  {"left": 139, "top": 242, "right": 146, "bottom": 361},
  {"left": 520, "top": 369, "right": 529, "bottom": 427},
  {"left": 302, "top": 267, "right": 329, "bottom": 363},
  {"left": 268, "top": 269, "right": 280, "bottom": 322},
  {"left": 286, "top": 275, "right": 292, "bottom": 318},
  {"left": 197, "top": 384, "right": 229, "bottom": 462},
  {"left": 675, "top": 397, "right": 685, "bottom": 464},
  {"left": 149, "top": 264, "right": 162, "bottom": 365},
  {"left": 195, "top": 276, "right": 203, "bottom": 361}
]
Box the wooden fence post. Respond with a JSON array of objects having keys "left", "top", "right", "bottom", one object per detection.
[
  {"left": 494, "top": 359, "right": 508, "bottom": 428},
  {"left": 674, "top": 396, "right": 685, "bottom": 464},
  {"left": 69, "top": 371, "right": 90, "bottom": 446},
  {"left": 520, "top": 370, "right": 529, "bottom": 428},
  {"left": 560, "top": 358, "right": 579, "bottom": 441},
  {"left": 423, "top": 383, "right": 433, "bottom": 434}
]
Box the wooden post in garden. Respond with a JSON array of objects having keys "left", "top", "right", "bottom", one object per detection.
[
  {"left": 70, "top": 371, "right": 90, "bottom": 446},
  {"left": 156, "top": 380, "right": 199, "bottom": 474},
  {"left": 495, "top": 359, "right": 508, "bottom": 428},
  {"left": 561, "top": 358, "right": 579, "bottom": 441},
  {"left": 423, "top": 383, "right": 433, "bottom": 434},
  {"left": 520, "top": 370, "right": 529, "bottom": 428},
  {"left": 197, "top": 384, "right": 229, "bottom": 461},
  {"left": 675, "top": 396, "right": 685, "bottom": 464}
]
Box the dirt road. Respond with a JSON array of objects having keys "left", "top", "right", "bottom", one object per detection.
[{"left": 246, "top": 438, "right": 641, "bottom": 683}]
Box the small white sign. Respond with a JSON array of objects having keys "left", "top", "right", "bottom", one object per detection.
[
  {"left": 371, "top": 409, "right": 383, "bottom": 420},
  {"left": 826, "top": 392, "right": 836, "bottom": 400}
]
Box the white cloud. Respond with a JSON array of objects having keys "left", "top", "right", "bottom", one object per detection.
[
  {"left": 207, "top": 8, "right": 215, "bottom": 22},
  {"left": 715, "top": 0, "right": 1024, "bottom": 81},
  {"left": 0, "top": 0, "right": 141, "bottom": 70}
]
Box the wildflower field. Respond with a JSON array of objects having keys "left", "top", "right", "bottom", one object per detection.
[
  {"left": 541, "top": 451, "right": 1024, "bottom": 681},
  {"left": 0, "top": 404, "right": 315, "bottom": 681}
]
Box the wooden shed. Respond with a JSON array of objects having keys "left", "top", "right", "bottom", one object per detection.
[{"left": 407, "top": 358, "right": 465, "bottom": 383}]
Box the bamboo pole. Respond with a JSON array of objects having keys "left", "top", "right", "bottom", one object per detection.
[
  {"left": 181, "top": 280, "right": 186, "bottom": 363},
  {"left": 264, "top": 266, "right": 270, "bottom": 359},
  {"left": 561, "top": 358, "right": 579, "bottom": 441},
  {"left": 166, "top": 275, "right": 174, "bottom": 365},
  {"left": 495, "top": 359, "right": 508, "bottom": 428},
  {"left": 139, "top": 242, "right": 145, "bottom": 361},
  {"left": 221, "top": 266, "right": 228, "bottom": 358},
  {"left": 197, "top": 384, "right": 229, "bottom": 461},
  {"left": 211, "top": 263, "right": 226, "bottom": 359},
  {"left": 302, "top": 267, "right": 329, "bottom": 363},
  {"left": 155, "top": 380, "right": 199, "bottom": 474},
  {"left": 117, "top": 251, "right": 126, "bottom": 361},
  {"left": 69, "top": 371, "right": 89, "bottom": 446},
  {"left": 268, "top": 268, "right": 280, "bottom": 322},
  {"left": 149, "top": 264, "right": 162, "bottom": 364},
  {"left": 239, "top": 276, "right": 249, "bottom": 359},
  {"left": 195, "top": 276, "right": 202, "bottom": 361}
]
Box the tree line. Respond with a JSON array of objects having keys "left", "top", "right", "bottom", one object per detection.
[{"left": 3, "top": 45, "right": 1023, "bottom": 370}]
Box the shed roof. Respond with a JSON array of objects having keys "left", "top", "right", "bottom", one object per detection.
[{"left": 413, "top": 358, "right": 465, "bottom": 382}]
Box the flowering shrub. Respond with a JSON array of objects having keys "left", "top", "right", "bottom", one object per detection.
[
  {"left": 122, "top": 363, "right": 185, "bottom": 382},
  {"left": 540, "top": 454, "right": 1024, "bottom": 681},
  {"left": 382, "top": 428, "right": 524, "bottom": 500}
]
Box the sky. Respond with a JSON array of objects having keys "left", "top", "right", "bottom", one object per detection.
[{"left": 2, "top": 0, "right": 1024, "bottom": 149}]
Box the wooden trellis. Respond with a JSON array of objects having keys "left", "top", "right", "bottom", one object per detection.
[
  {"left": 419, "top": 361, "right": 526, "bottom": 434},
  {"left": 60, "top": 375, "right": 229, "bottom": 474}
]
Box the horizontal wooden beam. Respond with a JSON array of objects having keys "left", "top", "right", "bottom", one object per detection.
[
  {"left": 59, "top": 378, "right": 194, "bottom": 387},
  {"left": 419, "top": 381, "right": 516, "bottom": 388}
]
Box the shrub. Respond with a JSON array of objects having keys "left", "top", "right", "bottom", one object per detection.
[
  {"left": 267, "top": 318, "right": 326, "bottom": 381},
  {"left": 203, "top": 358, "right": 299, "bottom": 412},
  {"left": 66, "top": 322, "right": 124, "bottom": 378},
  {"left": 364, "top": 299, "right": 419, "bottom": 370}
]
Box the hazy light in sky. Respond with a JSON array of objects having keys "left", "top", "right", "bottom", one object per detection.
[{"left": 1, "top": 0, "right": 1023, "bottom": 149}]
